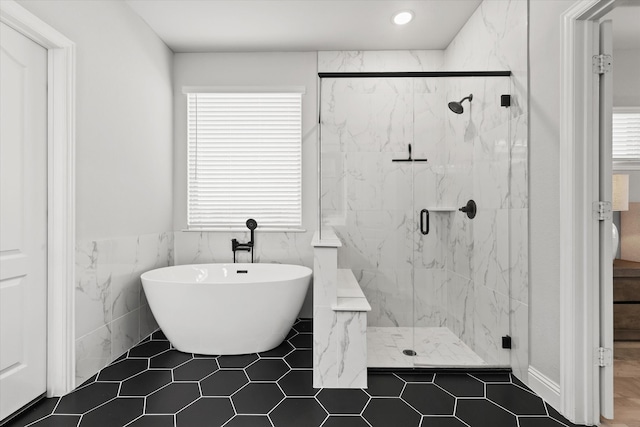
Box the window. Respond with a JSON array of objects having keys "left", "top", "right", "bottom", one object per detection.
[
  {"left": 186, "top": 90, "right": 303, "bottom": 229},
  {"left": 613, "top": 107, "right": 640, "bottom": 170}
]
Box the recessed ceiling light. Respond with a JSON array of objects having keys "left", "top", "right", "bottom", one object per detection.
[{"left": 392, "top": 10, "right": 414, "bottom": 26}]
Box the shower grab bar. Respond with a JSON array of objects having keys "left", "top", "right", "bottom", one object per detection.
[{"left": 420, "top": 209, "right": 429, "bottom": 235}]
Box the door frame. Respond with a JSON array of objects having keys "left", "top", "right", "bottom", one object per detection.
[
  {"left": 0, "top": 0, "right": 76, "bottom": 397},
  {"left": 559, "top": 0, "right": 623, "bottom": 424}
]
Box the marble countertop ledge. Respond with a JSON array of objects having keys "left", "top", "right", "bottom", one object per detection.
[
  {"left": 332, "top": 269, "right": 371, "bottom": 312},
  {"left": 311, "top": 229, "right": 342, "bottom": 248}
]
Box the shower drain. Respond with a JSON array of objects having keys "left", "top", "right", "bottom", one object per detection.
[{"left": 403, "top": 349, "right": 417, "bottom": 356}]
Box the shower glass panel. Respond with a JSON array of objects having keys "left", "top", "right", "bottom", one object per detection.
[{"left": 319, "top": 74, "right": 512, "bottom": 369}]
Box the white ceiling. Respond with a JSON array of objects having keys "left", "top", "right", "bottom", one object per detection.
[
  {"left": 125, "top": 0, "right": 483, "bottom": 53},
  {"left": 605, "top": 5, "right": 640, "bottom": 49}
]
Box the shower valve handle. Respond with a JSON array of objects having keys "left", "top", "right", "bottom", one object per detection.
[{"left": 459, "top": 200, "right": 477, "bottom": 219}]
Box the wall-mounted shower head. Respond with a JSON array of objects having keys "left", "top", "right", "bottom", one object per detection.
[{"left": 448, "top": 94, "right": 473, "bottom": 114}]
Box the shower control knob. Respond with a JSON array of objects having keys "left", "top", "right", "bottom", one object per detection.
[{"left": 459, "top": 199, "right": 477, "bottom": 219}]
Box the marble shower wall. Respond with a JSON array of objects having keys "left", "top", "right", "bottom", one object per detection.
[
  {"left": 444, "top": 0, "right": 528, "bottom": 379},
  {"left": 75, "top": 232, "right": 173, "bottom": 385}
]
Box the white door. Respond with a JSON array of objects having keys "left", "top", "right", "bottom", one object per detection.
[
  {"left": 0, "top": 22, "right": 48, "bottom": 420},
  {"left": 598, "top": 19, "right": 614, "bottom": 421}
]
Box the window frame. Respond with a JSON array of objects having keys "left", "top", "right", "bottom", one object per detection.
[
  {"left": 183, "top": 86, "right": 306, "bottom": 232},
  {"left": 612, "top": 106, "right": 640, "bottom": 171}
]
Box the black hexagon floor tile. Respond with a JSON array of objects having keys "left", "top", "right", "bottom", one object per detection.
[
  {"left": 54, "top": 382, "right": 119, "bottom": 414},
  {"left": 96, "top": 359, "right": 147, "bottom": 381},
  {"left": 176, "top": 397, "right": 234, "bottom": 427},
  {"left": 149, "top": 350, "right": 192, "bottom": 369},
  {"left": 259, "top": 341, "right": 294, "bottom": 358},
  {"left": 232, "top": 383, "right": 284, "bottom": 414},
  {"left": 434, "top": 373, "right": 484, "bottom": 397},
  {"left": 288, "top": 333, "right": 312, "bottom": 349},
  {"left": 284, "top": 349, "right": 312, "bottom": 368},
  {"left": 151, "top": 330, "right": 167, "bottom": 340},
  {"left": 126, "top": 414, "right": 174, "bottom": 427},
  {"left": 128, "top": 341, "right": 170, "bottom": 358},
  {"left": 470, "top": 372, "right": 512, "bottom": 383},
  {"left": 455, "top": 399, "right": 517, "bottom": 427},
  {"left": 316, "top": 388, "right": 369, "bottom": 414},
  {"left": 322, "top": 416, "right": 370, "bottom": 427},
  {"left": 487, "top": 383, "right": 547, "bottom": 415},
  {"left": 217, "top": 354, "right": 259, "bottom": 368},
  {"left": 395, "top": 372, "right": 435, "bottom": 383},
  {"left": 401, "top": 383, "right": 455, "bottom": 415},
  {"left": 78, "top": 397, "right": 143, "bottom": 427},
  {"left": 3, "top": 397, "right": 59, "bottom": 427},
  {"left": 245, "top": 359, "right": 290, "bottom": 381},
  {"left": 277, "top": 369, "right": 317, "bottom": 396},
  {"left": 519, "top": 418, "right": 569, "bottom": 427},
  {"left": 200, "top": 369, "right": 249, "bottom": 396},
  {"left": 363, "top": 398, "right": 421, "bottom": 427},
  {"left": 366, "top": 373, "right": 405, "bottom": 397},
  {"left": 12, "top": 320, "right": 591, "bottom": 427},
  {"left": 28, "top": 415, "right": 81, "bottom": 427},
  {"left": 293, "top": 319, "right": 312, "bottom": 333},
  {"left": 145, "top": 382, "right": 200, "bottom": 414},
  {"left": 172, "top": 358, "right": 219, "bottom": 381},
  {"left": 270, "top": 398, "right": 327, "bottom": 427},
  {"left": 119, "top": 369, "right": 172, "bottom": 397},
  {"left": 419, "top": 416, "right": 468, "bottom": 427},
  {"left": 224, "top": 415, "right": 273, "bottom": 427}
]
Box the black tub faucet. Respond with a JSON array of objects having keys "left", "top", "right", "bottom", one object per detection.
[{"left": 232, "top": 219, "right": 258, "bottom": 263}]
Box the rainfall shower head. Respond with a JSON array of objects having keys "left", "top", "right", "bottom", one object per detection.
[{"left": 448, "top": 94, "right": 473, "bottom": 114}]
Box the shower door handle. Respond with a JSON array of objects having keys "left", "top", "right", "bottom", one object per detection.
[{"left": 420, "top": 209, "right": 429, "bottom": 235}]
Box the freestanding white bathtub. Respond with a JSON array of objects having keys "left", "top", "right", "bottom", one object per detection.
[{"left": 140, "top": 263, "right": 312, "bottom": 355}]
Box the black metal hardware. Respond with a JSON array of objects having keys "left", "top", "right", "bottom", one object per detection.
[
  {"left": 502, "top": 335, "right": 512, "bottom": 349},
  {"left": 392, "top": 143, "right": 428, "bottom": 162},
  {"left": 501, "top": 94, "right": 511, "bottom": 107},
  {"left": 236, "top": 270, "right": 248, "bottom": 274},
  {"left": 402, "top": 349, "right": 417, "bottom": 356},
  {"left": 459, "top": 200, "right": 477, "bottom": 219},
  {"left": 420, "top": 209, "right": 429, "bottom": 235},
  {"left": 318, "top": 71, "right": 512, "bottom": 78},
  {"left": 232, "top": 219, "right": 257, "bottom": 263}
]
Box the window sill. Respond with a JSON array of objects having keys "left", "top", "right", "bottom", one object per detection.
[
  {"left": 613, "top": 161, "right": 640, "bottom": 171},
  {"left": 182, "top": 228, "right": 307, "bottom": 233}
]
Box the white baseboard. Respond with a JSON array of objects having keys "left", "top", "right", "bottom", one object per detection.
[{"left": 528, "top": 366, "right": 561, "bottom": 411}]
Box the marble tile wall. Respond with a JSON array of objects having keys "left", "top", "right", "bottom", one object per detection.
[
  {"left": 75, "top": 232, "right": 173, "bottom": 385},
  {"left": 444, "top": 0, "right": 528, "bottom": 377}
]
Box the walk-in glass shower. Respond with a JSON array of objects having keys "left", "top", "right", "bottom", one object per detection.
[{"left": 319, "top": 72, "right": 513, "bottom": 368}]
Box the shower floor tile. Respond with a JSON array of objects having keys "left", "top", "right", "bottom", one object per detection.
[
  {"left": 4, "top": 319, "right": 588, "bottom": 427},
  {"left": 367, "top": 327, "right": 486, "bottom": 368}
]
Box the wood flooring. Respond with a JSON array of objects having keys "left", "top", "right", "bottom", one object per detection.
[{"left": 601, "top": 341, "right": 640, "bottom": 427}]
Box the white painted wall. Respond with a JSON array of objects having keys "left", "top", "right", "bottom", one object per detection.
[
  {"left": 613, "top": 48, "right": 640, "bottom": 107},
  {"left": 529, "top": 0, "right": 581, "bottom": 386},
  {"left": 19, "top": 0, "right": 174, "bottom": 242},
  {"left": 172, "top": 52, "right": 318, "bottom": 317},
  {"left": 17, "top": 0, "right": 174, "bottom": 384}
]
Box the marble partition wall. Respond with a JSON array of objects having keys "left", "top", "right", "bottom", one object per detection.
[{"left": 75, "top": 232, "right": 173, "bottom": 385}]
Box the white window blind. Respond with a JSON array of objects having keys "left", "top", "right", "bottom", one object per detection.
[
  {"left": 187, "top": 92, "right": 302, "bottom": 229},
  {"left": 613, "top": 109, "right": 640, "bottom": 166}
]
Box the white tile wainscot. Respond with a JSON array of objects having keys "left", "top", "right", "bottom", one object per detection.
[{"left": 312, "top": 230, "right": 371, "bottom": 389}]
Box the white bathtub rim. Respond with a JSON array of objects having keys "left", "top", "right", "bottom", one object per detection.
[{"left": 141, "top": 262, "right": 312, "bottom": 285}]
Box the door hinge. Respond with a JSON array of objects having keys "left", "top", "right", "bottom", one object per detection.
[
  {"left": 594, "top": 201, "right": 612, "bottom": 221},
  {"left": 597, "top": 347, "right": 612, "bottom": 367},
  {"left": 593, "top": 54, "right": 612, "bottom": 74}
]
